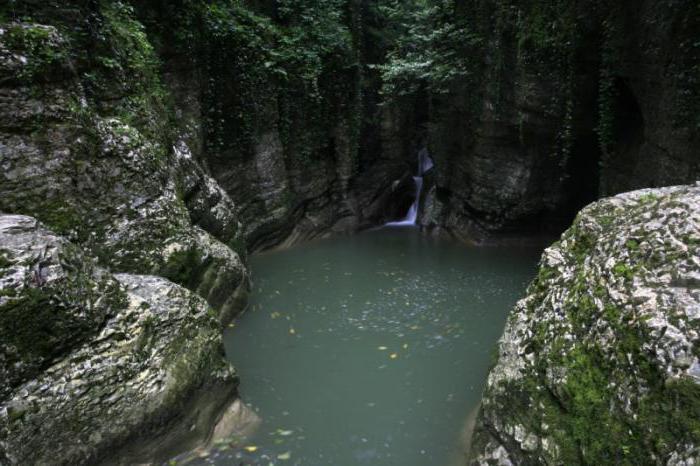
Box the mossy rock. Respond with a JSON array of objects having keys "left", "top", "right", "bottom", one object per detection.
[{"left": 470, "top": 185, "right": 700, "bottom": 465}]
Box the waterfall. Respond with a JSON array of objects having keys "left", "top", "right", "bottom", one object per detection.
[{"left": 387, "top": 148, "right": 433, "bottom": 226}]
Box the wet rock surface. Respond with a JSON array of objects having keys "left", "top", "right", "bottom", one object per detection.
[
  {"left": 0, "top": 13, "right": 249, "bottom": 464},
  {"left": 469, "top": 185, "right": 700, "bottom": 465},
  {"left": 0, "top": 215, "right": 238, "bottom": 465}
]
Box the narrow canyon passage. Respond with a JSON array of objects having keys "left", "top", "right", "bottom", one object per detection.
[
  {"left": 189, "top": 228, "right": 540, "bottom": 465},
  {"left": 1, "top": 1, "right": 698, "bottom": 464}
]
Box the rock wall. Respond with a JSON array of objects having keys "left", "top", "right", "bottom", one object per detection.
[
  {"left": 419, "top": 0, "right": 700, "bottom": 242},
  {"left": 0, "top": 4, "right": 250, "bottom": 463},
  {"left": 1, "top": 0, "right": 698, "bottom": 463},
  {"left": 469, "top": 184, "right": 700, "bottom": 464},
  {"left": 135, "top": 0, "right": 420, "bottom": 251}
]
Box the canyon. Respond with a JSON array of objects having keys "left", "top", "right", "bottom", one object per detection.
[{"left": 0, "top": 0, "right": 698, "bottom": 464}]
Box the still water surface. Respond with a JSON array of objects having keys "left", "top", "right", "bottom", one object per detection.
[{"left": 196, "top": 228, "right": 540, "bottom": 465}]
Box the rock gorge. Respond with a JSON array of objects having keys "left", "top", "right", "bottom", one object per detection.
[{"left": 0, "top": 0, "right": 698, "bottom": 464}]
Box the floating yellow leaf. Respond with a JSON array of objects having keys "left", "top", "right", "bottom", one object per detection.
[
  {"left": 277, "top": 429, "right": 293, "bottom": 436},
  {"left": 277, "top": 451, "right": 292, "bottom": 460},
  {"left": 289, "top": 328, "right": 296, "bottom": 335},
  {"left": 270, "top": 312, "right": 281, "bottom": 319},
  {"left": 389, "top": 353, "right": 398, "bottom": 359},
  {"left": 402, "top": 343, "right": 408, "bottom": 349},
  {"left": 377, "top": 346, "right": 388, "bottom": 351},
  {"left": 244, "top": 446, "right": 258, "bottom": 452}
]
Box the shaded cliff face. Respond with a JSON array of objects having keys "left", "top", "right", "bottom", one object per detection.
[
  {"left": 134, "top": 0, "right": 420, "bottom": 251},
  {"left": 0, "top": 4, "right": 250, "bottom": 463},
  {"left": 417, "top": 0, "right": 700, "bottom": 242},
  {"left": 469, "top": 185, "right": 700, "bottom": 465},
  {"left": 0, "top": 7, "right": 249, "bottom": 315}
]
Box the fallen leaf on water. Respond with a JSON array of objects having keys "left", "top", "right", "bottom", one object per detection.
[
  {"left": 377, "top": 346, "right": 388, "bottom": 351},
  {"left": 402, "top": 343, "right": 408, "bottom": 349},
  {"left": 244, "top": 446, "right": 258, "bottom": 452},
  {"left": 277, "top": 429, "right": 294, "bottom": 436},
  {"left": 389, "top": 353, "right": 398, "bottom": 359},
  {"left": 277, "top": 451, "right": 292, "bottom": 460},
  {"left": 270, "top": 312, "right": 281, "bottom": 319},
  {"left": 289, "top": 328, "right": 296, "bottom": 335}
]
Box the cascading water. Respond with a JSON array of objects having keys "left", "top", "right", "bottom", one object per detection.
[{"left": 387, "top": 148, "right": 434, "bottom": 226}]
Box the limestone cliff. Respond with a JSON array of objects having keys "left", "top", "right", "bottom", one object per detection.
[
  {"left": 1, "top": 0, "right": 698, "bottom": 463},
  {"left": 469, "top": 185, "right": 700, "bottom": 464},
  {"left": 134, "top": 0, "right": 419, "bottom": 251},
  {"left": 419, "top": 0, "right": 700, "bottom": 242},
  {"left": 0, "top": 6, "right": 249, "bottom": 463}
]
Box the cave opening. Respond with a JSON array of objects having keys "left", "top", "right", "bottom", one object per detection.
[
  {"left": 561, "top": 77, "right": 645, "bottom": 225},
  {"left": 611, "top": 77, "right": 645, "bottom": 152},
  {"left": 564, "top": 130, "right": 601, "bottom": 219}
]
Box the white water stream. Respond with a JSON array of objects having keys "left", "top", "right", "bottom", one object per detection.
[{"left": 387, "top": 149, "right": 434, "bottom": 226}]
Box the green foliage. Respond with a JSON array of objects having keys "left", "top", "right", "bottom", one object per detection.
[
  {"left": 3, "top": 23, "right": 67, "bottom": 80},
  {"left": 374, "top": 0, "right": 482, "bottom": 97},
  {"left": 673, "top": 0, "right": 700, "bottom": 130},
  {"left": 83, "top": 1, "right": 170, "bottom": 142},
  {"left": 161, "top": 247, "right": 209, "bottom": 290},
  {"left": 0, "top": 249, "right": 13, "bottom": 270},
  {"left": 518, "top": 1, "right": 579, "bottom": 159},
  {"left": 612, "top": 262, "right": 635, "bottom": 279},
  {"left": 595, "top": 11, "right": 621, "bottom": 160},
  {"left": 276, "top": 0, "right": 354, "bottom": 93},
  {"left": 148, "top": 0, "right": 361, "bottom": 167},
  {"left": 197, "top": 1, "right": 279, "bottom": 153}
]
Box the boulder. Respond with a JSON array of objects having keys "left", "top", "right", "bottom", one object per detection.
[
  {"left": 470, "top": 184, "right": 700, "bottom": 465},
  {"left": 0, "top": 215, "right": 239, "bottom": 465}
]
